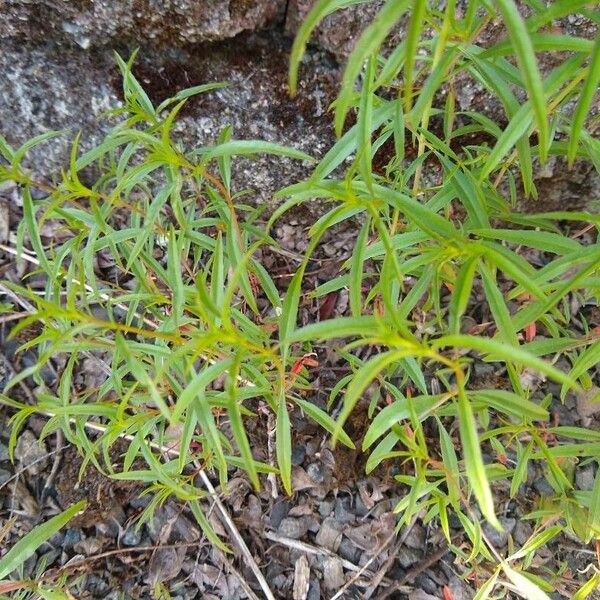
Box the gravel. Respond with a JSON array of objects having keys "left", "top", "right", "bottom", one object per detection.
[{"left": 278, "top": 517, "right": 309, "bottom": 540}]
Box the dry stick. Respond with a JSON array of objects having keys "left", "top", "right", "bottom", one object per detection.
[
  {"left": 264, "top": 530, "right": 389, "bottom": 585},
  {"left": 374, "top": 541, "right": 451, "bottom": 600},
  {"left": 361, "top": 514, "right": 420, "bottom": 599},
  {"left": 330, "top": 530, "right": 397, "bottom": 600}
]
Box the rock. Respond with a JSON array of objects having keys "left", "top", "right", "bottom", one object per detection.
[
  {"left": 577, "top": 387, "right": 600, "bottom": 420},
  {"left": 318, "top": 500, "right": 334, "bottom": 518},
  {"left": 1, "top": 1, "right": 285, "bottom": 48},
  {"left": 0, "top": 441, "right": 8, "bottom": 462},
  {"left": 306, "top": 462, "right": 325, "bottom": 484},
  {"left": 334, "top": 496, "right": 355, "bottom": 524},
  {"left": 411, "top": 592, "right": 440, "bottom": 600},
  {"left": 337, "top": 537, "right": 360, "bottom": 563},
  {"left": 397, "top": 547, "right": 421, "bottom": 569},
  {"left": 447, "top": 575, "right": 474, "bottom": 600},
  {"left": 122, "top": 527, "right": 143, "bottom": 546},
  {"left": 307, "top": 580, "right": 321, "bottom": 600},
  {"left": 278, "top": 517, "right": 309, "bottom": 540},
  {"left": 0, "top": 31, "right": 339, "bottom": 222},
  {"left": 403, "top": 524, "right": 426, "bottom": 550},
  {"left": 315, "top": 517, "right": 343, "bottom": 552},
  {"left": 322, "top": 557, "right": 345, "bottom": 590},
  {"left": 292, "top": 445, "right": 306, "bottom": 466},
  {"left": 513, "top": 521, "right": 534, "bottom": 547},
  {"left": 576, "top": 464, "right": 596, "bottom": 491},
  {"left": 0, "top": 468, "right": 10, "bottom": 486},
  {"left": 15, "top": 429, "right": 48, "bottom": 474},
  {"left": 62, "top": 528, "right": 83, "bottom": 550},
  {"left": 534, "top": 476, "right": 556, "bottom": 497},
  {"left": 415, "top": 573, "right": 439, "bottom": 596},
  {"left": 270, "top": 500, "right": 291, "bottom": 528},
  {"left": 483, "top": 517, "right": 516, "bottom": 548}
]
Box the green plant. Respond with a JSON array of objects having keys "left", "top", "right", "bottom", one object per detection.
[
  {"left": 0, "top": 1, "right": 599, "bottom": 597},
  {"left": 0, "top": 501, "right": 86, "bottom": 597}
]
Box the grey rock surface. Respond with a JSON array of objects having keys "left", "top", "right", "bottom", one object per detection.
[
  {"left": 0, "top": 31, "right": 339, "bottom": 212},
  {"left": 1, "top": 0, "right": 285, "bottom": 47}
]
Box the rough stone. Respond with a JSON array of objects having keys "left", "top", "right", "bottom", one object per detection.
[
  {"left": 0, "top": 31, "right": 339, "bottom": 219},
  {"left": 0, "top": 441, "right": 8, "bottom": 463},
  {"left": 278, "top": 517, "right": 309, "bottom": 540},
  {"left": 483, "top": 517, "right": 516, "bottom": 548},
  {"left": 575, "top": 463, "right": 596, "bottom": 492},
  {"left": 315, "top": 517, "right": 343, "bottom": 552},
  {"left": 122, "top": 527, "right": 143, "bottom": 547},
  {"left": 0, "top": 468, "right": 10, "bottom": 486},
  {"left": 1, "top": 1, "right": 285, "bottom": 48},
  {"left": 513, "top": 521, "right": 534, "bottom": 547},
  {"left": 322, "top": 556, "right": 345, "bottom": 590},
  {"left": 14, "top": 428, "right": 48, "bottom": 474}
]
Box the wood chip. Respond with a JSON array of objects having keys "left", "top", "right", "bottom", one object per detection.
[{"left": 293, "top": 555, "right": 310, "bottom": 600}]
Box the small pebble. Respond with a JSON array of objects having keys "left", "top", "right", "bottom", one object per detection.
[
  {"left": 338, "top": 537, "right": 360, "bottom": 563},
  {"left": 15, "top": 429, "right": 47, "bottom": 474},
  {"left": 291, "top": 446, "right": 306, "bottom": 466},
  {"left": 323, "top": 557, "right": 345, "bottom": 590},
  {"left": 0, "top": 468, "right": 10, "bottom": 486},
  {"left": 397, "top": 547, "right": 421, "bottom": 568},
  {"left": 122, "top": 527, "right": 142, "bottom": 546},
  {"left": 0, "top": 441, "right": 9, "bottom": 462},
  {"left": 62, "top": 528, "right": 83, "bottom": 550},
  {"left": 403, "top": 524, "right": 426, "bottom": 550},
  {"left": 306, "top": 463, "right": 325, "bottom": 484},
  {"left": 513, "top": 521, "right": 534, "bottom": 547},
  {"left": 315, "top": 517, "right": 343, "bottom": 552},
  {"left": 318, "top": 500, "right": 333, "bottom": 518},
  {"left": 483, "top": 517, "right": 516, "bottom": 548},
  {"left": 533, "top": 476, "right": 556, "bottom": 497},
  {"left": 334, "top": 496, "right": 355, "bottom": 524},
  {"left": 270, "top": 500, "right": 291, "bottom": 529},
  {"left": 575, "top": 464, "right": 596, "bottom": 491},
  {"left": 278, "top": 517, "right": 308, "bottom": 540}
]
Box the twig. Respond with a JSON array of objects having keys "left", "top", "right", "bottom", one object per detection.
[
  {"left": 361, "top": 515, "right": 420, "bottom": 599},
  {"left": 266, "top": 411, "right": 278, "bottom": 499},
  {"left": 195, "top": 466, "right": 276, "bottom": 600},
  {"left": 42, "top": 429, "right": 64, "bottom": 498},
  {"left": 374, "top": 542, "right": 450, "bottom": 600},
  {"left": 264, "top": 530, "right": 387, "bottom": 584},
  {"left": 222, "top": 557, "right": 264, "bottom": 600},
  {"left": 330, "top": 530, "right": 396, "bottom": 600}
]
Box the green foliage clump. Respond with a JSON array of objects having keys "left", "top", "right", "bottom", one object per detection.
[{"left": 1, "top": 1, "right": 600, "bottom": 597}]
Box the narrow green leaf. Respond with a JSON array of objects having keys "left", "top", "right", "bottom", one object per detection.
[
  {"left": 350, "top": 219, "right": 370, "bottom": 317},
  {"left": 569, "top": 36, "right": 600, "bottom": 165},
  {"left": 334, "top": 0, "right": 411, "bottom": 135},
  {"left": 0, "top": 501, "right": 86, "bottom": 580},
  {"left": 457, "top": 385, "right": 500, "bottom": 528},
  {"left": 494, "top": 0, "right": 548, "bottom": 162},
  {"left": 294, "top": 397, "right": 355, "bottom": 449},
  {"left": 501, "top": 563, "right": 552, "bottom": 600}
]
